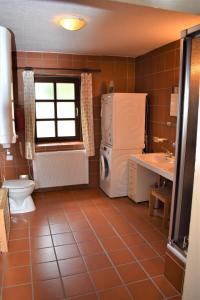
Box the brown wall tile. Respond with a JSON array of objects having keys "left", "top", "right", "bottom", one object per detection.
[
  {"left": 164, "top": 248, "right": 185, "bottom": 292},
  {"left": 0, "top": 51, "right": 135, "bottom": 187},
  {"left": 1, "top": 41, "right": 180, "bottom": 187},
  {"left": 135, "top": 40, "right": 180, "bottom": 153}
]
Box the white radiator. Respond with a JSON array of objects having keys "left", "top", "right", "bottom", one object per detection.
[{"left": 33, "top": 150, "right": 88, "bottom": 189}]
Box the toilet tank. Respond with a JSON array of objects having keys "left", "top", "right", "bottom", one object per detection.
[{"left": 0, "top": 26, "right": 16, "bottom": 148}]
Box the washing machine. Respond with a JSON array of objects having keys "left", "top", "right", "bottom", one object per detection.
[{"left": 100, "top": 143, "right": 141, "bottom": 198}]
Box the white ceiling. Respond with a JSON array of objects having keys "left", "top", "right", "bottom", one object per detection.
[
  {"left": 112, "top": 0, "right": 200, "bottom": 15},
  {"left": 0, "top": 0, "right": 200, "bottom": 57}
]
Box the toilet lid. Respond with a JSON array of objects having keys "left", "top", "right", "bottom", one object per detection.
[{"left": 3, "top": 179, "right": 34, "bottom": 189}]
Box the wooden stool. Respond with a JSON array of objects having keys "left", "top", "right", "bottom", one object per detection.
[{"left": 149, "top": 186, "right": 172, "bottom": 228}]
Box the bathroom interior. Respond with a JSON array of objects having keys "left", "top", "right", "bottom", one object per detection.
[{"left": 0, "top": 0, "right": 200, "bottom": 299}]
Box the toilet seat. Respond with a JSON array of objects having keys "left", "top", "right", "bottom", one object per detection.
[{"left": 3, "top": 179, "right": 34, "bottom": 189}]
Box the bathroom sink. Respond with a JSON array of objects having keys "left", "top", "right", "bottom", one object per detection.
[
  {"left": 141, "top": 153, "right": 175, "bottom": 164},
  {"left": 130, "top": 152, "right": 175, "bottom": 181}
]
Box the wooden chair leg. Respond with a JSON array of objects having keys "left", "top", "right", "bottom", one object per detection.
[
  {"left": 163, "top": 202, "right": 170, "bottom": 228},
  {"left": 149, "top": 193, "right": 155, "bottom": 216}
]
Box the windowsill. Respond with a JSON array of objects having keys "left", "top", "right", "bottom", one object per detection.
[{"left": 35, "top": 141, "right": 84, "bottom": 152}]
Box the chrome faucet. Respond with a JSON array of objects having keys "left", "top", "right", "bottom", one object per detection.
[{"left": 161, "top": 146, "right": 173, "bottom": 158}]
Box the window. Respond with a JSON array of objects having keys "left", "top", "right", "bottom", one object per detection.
[{"left": 34, "top": 77, "right": 81, "bottom": 142}]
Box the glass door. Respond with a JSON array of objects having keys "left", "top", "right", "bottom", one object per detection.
[{"left": 170, "top": 30, "right": 200, "bottom": 253}]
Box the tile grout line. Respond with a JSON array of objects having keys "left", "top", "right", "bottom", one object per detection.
[
  {"left": 151, "top": 275, "right": 180, "bottom": 298},
  {"left": 64, "top": 209, "right": 100, "bottom": 300},
  {"left": 79, "top": 207, "right": 135, "bottom": 300},
  {"left": 89, "top": 198, "right": 167, "bottom": 299},
  {"left": 110, "top": 195, "right": 167, "bottom": 229},
  {"left": 110, "top": 199, "right": 167, "bottom": 238},
  {"left": 109, "top": 200, "right": 168, "bottom": 261},
  {"left": 2, "top": 190, "right": 180, "bottom": 299},
  {"left": 1, "top": 281, "right": 33, "bottom": 289},
  {"left": 103, "top": 206, "right": 169, "bottom": 298},
  {"left": 28, "top": 218, "right": 35, "bottom": 300},
  {"left": 105, "top": 198, "right": 179, "bottom": 298},
  {"left": 1, "top": 216, "right": 34, "bottom": 299},
  {"left": 1, "top": 263, "right": 5, "bottom": 300},
  {"left": 51, "top": 191, "right": 178, "bottom": 298},
  {"left": 1, "top": 264, "right": 32, "bottom": 270},
  {"left": 166, "top": 293, "right": 181, "bottom": 299},
  {"left": 58, "top": 195, "right": 175, "bottom": 300},
  {"left": 48, "top": 215, "right": 67, "bottom": 300}
]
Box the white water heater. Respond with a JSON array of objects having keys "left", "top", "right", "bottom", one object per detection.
[{"left": 0, "top": 26, "right": 16, "bottom": 148}]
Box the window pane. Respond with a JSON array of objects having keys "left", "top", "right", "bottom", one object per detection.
[
  {"left": 56, "top": 83, "right": 75, "bottom": 100},
  {"left": 35, "top": 83, "right": 54, "bottom": 100},
  {"left": 57, "top": 120, "right": 76, "bottom": 137},
  {"left": 36, "top": 121, "right": 55, "bottom": 137},
  {"left": 57, "top": 102, "right": 75, "bottom": 118},
  {"left": 36, "top": 102, "right": 55, "bottom": 119}
]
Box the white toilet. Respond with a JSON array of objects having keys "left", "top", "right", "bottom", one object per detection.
[{"left": 2, "top": 179, "right": 35, "bottom": 214}]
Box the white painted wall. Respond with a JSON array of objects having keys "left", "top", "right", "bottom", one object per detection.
[{"left": 182, "top": 98, "right": 200, "bottom": 299}]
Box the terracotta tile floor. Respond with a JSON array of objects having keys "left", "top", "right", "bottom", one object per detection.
[{"left": 0, "top": 188, "right": 181, "bottom": 300}]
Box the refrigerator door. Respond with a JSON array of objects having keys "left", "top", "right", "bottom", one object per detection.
[{"left": 169, "top": 30, "right": 200, "bottom": 252}]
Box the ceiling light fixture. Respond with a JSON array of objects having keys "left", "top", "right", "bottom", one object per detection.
[{"left": 59, "top": 17, "right": 86, "bottom": 31}]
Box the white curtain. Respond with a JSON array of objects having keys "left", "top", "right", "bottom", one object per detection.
[
  {"left": 23, "top": 70, "right": 35, "bottom": 160},
  {"left": 80, "top": 73, "right": 95, "bottom": 157}
]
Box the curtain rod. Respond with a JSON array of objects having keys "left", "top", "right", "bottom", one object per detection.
[{"left": 16, "top": 66, "right": 101, "bottom": 73}]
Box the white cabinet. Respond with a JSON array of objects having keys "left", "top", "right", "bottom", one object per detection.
[
  {"left": 0, "top": 188, "right": 10, "bottom": 252},
  {"left": 128, "top": 159, "right": 137, "bottom": 200},
  {"left": 128, "top": 159, "right": 159, "bottom": 203}
]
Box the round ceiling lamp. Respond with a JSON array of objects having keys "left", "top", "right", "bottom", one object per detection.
[{"left": 59, "top": 17, "right": 87, "bottom": 31}]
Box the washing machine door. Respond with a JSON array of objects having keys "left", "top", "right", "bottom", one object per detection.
[{"left": 100, "top": 154, "right": 109, "bottom": 181}]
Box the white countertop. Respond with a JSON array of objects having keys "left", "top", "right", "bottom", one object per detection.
[{"left": 130, "top": 153, "right": 175, "bottom": 181}]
